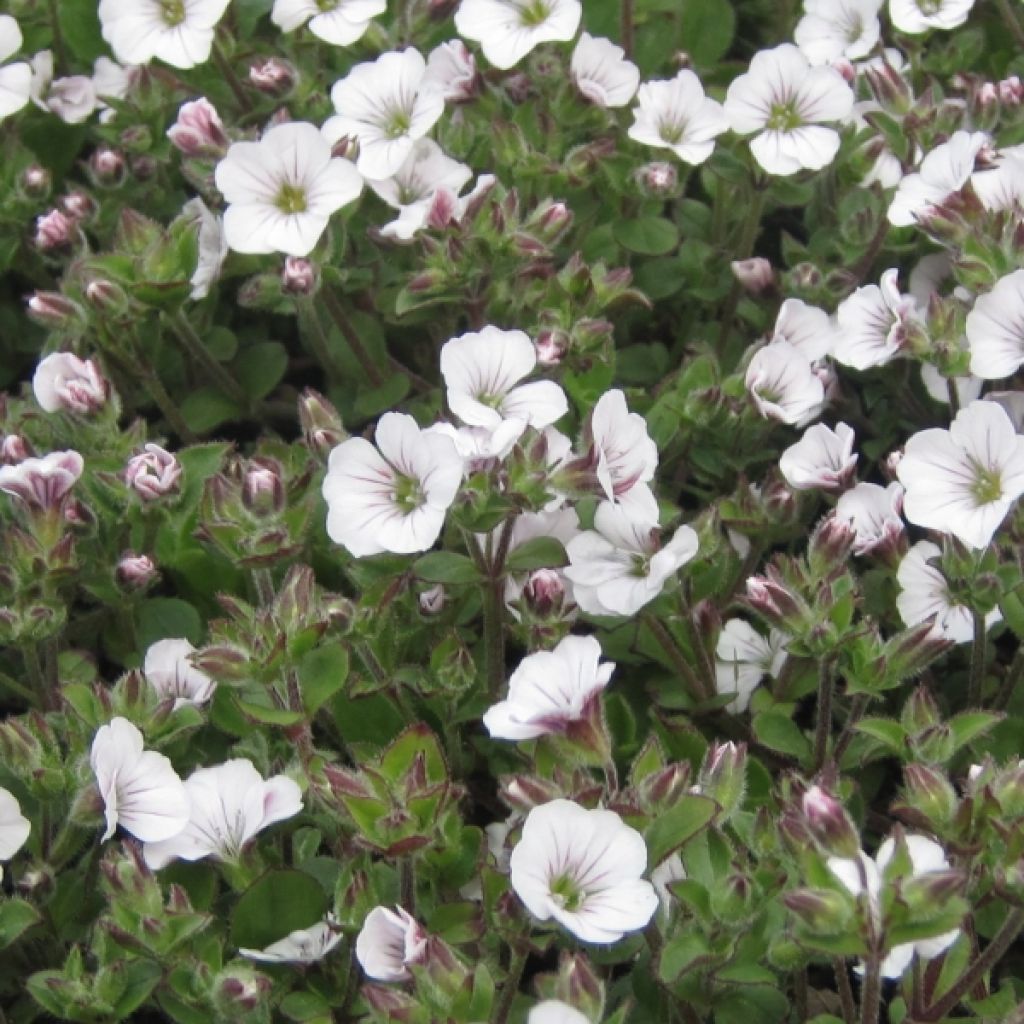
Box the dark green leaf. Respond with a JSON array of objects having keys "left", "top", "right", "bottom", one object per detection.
[
  {"left": 299, "top": 643, "right": 349, "bottom": 714},
  {"left": 231, "top": 870, "right": 329, "bottom": 949},
  {"left": 414, "top": 552, "right": 482, "bottom": 584},
  {"left": 235, "top": 341, "right": 288, "bottom": 400},
  {"left": 0, "top": 899, "right": 41, "bottom": 947},
  {"left": 615, "top": 217, "right": 680, "bottom": 256},
  {"left": 645, "top": 794, "right": 717, "bottom": 866},
  {"left": 137, "top": 598, "right": 202, "bottom": 649},
  {"left": 504, "top": 537, "right": 569, "bottom": 572},
  {"left": 752, "top": 711, "right": 811, "bottom": 761}
]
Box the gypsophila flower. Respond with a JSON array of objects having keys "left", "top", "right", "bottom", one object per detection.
[
  {"left": 0, "top": 788, "right": 30, "bottom": 881},
  {"left": 509, "top": 799, "right": 658, "bottom": 943},
  {"left": 98, "top": 0, "right": 231, "bottom": 69},
  {"left": 715, "top": 619, "right": 788, "bottom": 712},
  {"left": 182, "top": 197, "right": 229, "bottom": 299},
  {"left": 33, "top": 352, "right": 108, "bottom": 415},
  {"left": 124, "top": 444, "right": 181, "bottom": 501},
  {"left": 836, "top": 481, "right": 905, "bottom": 556},
  {"left": 240, "top": 914, "right": 343, "bottom": 964},
  {"left": 834, "top": 269, "right": 924, "bottom": 370},
  {"left": 0, "top": 450, "right": 83, "bottom": 510},
  {"left": 724, "top": 44, "right": 854, "bottom": 175},
  {"left": 454, "top": 0, "right": 582, "bottom": 71},
  {"left": 143, "top": 759, "right": 301, "bottom": 868},
  {"left": 970, "top": 147, "right": 1024, "bottom": 213},
  {"left": 0, "top": 16, "right": 31, "bottom": 121},
  {"left": 794, "top": 0, "right": 882, "bottom": 65},
  {"left": 920, "top": 365, "right": 983, "bottom": 408},
  {"left": 529, "top": 1002, "right": 591, "bottom": 1024},
  {"left": 570, "top": 33, "right": 640, "bottom": 108},
  {"left": 897, "top": 400, "right": 1024, "bottom": 549},
  {"left": 29, "top": 51, "right": 97, "bottom": 124},
  {"left": 966, "top": 269, "right": 1024, "bottom": 380},
  {"left": 215, "top": 121, "right": 363, "bottom": 257},
  {"left": 628, "top": 70, "right": 729, "bottom": 165},
  {"left": 422, "top": 40, "right": 479, "bottom": 102},
  {"left": 271, "top": 0, "right": 385, "bottom": 45},
  {"left": 322, "top": 412, "right": 463, "bottom": 557},
  {"left": 166, "top": 97, "right": 227, "bottom": 157},
  {"left": 770, "top": 298, "right": 835, "bottom": 362},
  {"left": 355, "top": 906, "right": 428, "bottom": 981},
  {"left": 889, "top": 0, "right": 975, "bottom": 34},
  {"left": 143, "top": 637, "right": 216, "bottom": 710},
  {"left": 583, "top": 389, "right": 659, "bottom": 501},
  {"left": 779, "top": 422, "right": 857, "bottom": 491},
  {"left": 324, "top": 49, "right": 445, "bottom": 180},
  {"left": 746, "top": 342, "right": 826, "bottom": 425}
]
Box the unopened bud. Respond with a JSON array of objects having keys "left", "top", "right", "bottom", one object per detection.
[
  {"left": 1, "top": 435, "right": 30, "bottom": 465},
  {"left": 35, "top": 209, "right": 77, "bottom": 251},
  {"left": 130, "top": 155, "right": 158, "bottom": 181},
  {"left": 790, "top": 262, "right": 822, "bottom": 290},
  {"left": 329, "top": 135, "right": 359, "bottom": 161},
  {"left": 215, "top": 969, "right": 272, "bottom": 1014},
  {"left": 90, "top": 146, "right": 127, "bottom": 187},
  {"left": 809, "top": 514, "right": 857, "bottom": 573},
  {"left": 419, "top": 584, "right": 445, "bottom": 615},
  {"left": 20, "top": 164, "right": 51, "bottom": 198},
  {"left": 902, "top": 686, "right": 941, "bottom": 733},
  {"left": 998, "top": 75, "right": 1024, "bottom": 106},
  {"left": 559, "top": 953, "right": 603, "bottom": 1020},
  {"left": 993, "top": 761, "right": 1024, "bottom": 817},
  {"left": 116, "top": 552, "right": 158, "bottom": 589},
  {"left": 635, "top": 161, "right": 678, "bottom": 197},
  {"left": 902, "top": 764, "right": 957, "bottom": 825},
  {"left": 535, "top": 328, "right": 569, "bottom": 367},
  {"left": 745, "top": 574, "right": 804, "bottom": 627},
  {"left": 699, "top": 741, "right": 747, "bottom": 819},
  {"left": 298, "top": 388, "right": 345, "bottom": 456},
  {"left": 801, "top": 785, "right": 861, "bottom": 858},
  {"left": 529, "top": 199, "right": 572, "bottom": 242},
  {"left": 863, "top": 58, "right": 913, "bottom": 113},
  {"left": 249, "top": 57, "right": 296, "bottom": 95},
  {"left": 167, "top": 97, "right": 228, "bottom": 157},
  {"left": 242, "top": 459, "right": 284, "bottom": 516},
  {"left": 523, "top": 568, "right": 566, "bottom": 616},
  {"left": 26, "top": 291, "right": 80, "bottom": 327},
  {"left": 124, "top": 444, "right": 182, "bottom": 501},
  {"left": 282, "top": 255, "right": 317, "bottom": 295},
  {"left": 61, "top": 191, "right": 95, "bottom": 221},
  {"left": 85, "top": 278, "right": 127, "bottom": 312},
  {"left": 500, "top": 773, "right": 562, "bottom": 811},
  {"left": 731, "top": 257, "right": 775, "bottom": 294},
  {"left": 784, "top": 887, "right": 852, "bottom": 934}
]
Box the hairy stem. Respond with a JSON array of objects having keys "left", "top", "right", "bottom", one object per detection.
[
  {"left": 620, "top": 0, "right": 635, "bottom": 57},
  {"left": 490, "top": 946, "right": 528, "bottom": 1024},
  {"left": 860, "top": 954, "right": 881, "bottom": 1024},
  {"left": 835, "top": 958, "right": 857, "bottom": 1024},
  {"left": 321, "top": 286, "right": 386, "bottom": 388},
  {"left": 643, "top": 613, "right": 709, "bottom": 703},
  {"left": 167, "top": 310, "right": 250, "bottom": 409},
  {"left": 814, "top": 657, "right": 835, "bottom": 771},
  {"left": 968, "top": 609, "right": 987, "bottom": 708},
  {"left": 212, "top": 38, "right": 253, "bottom": 113}
]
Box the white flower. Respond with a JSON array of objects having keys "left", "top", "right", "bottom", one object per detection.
[
  {"left": 182, "top": 197, "right": 229, "bottom": 299},
  {"left": 324, "top": 49, "right": 445, "bottom": 180},
  {"left": 367, "top": 139, "right": 473, "bottom": 240},
  {"left": 585, "top": 389, "right": 659, "bottom": 501},
  {"left": 920, "top": 365, "right": 982, "bottom": 408},
  {"left": 897, "top": 540, "right": 1000, "bottom": 642},
  {"left": 441, "top": 326, "right": 568, "bottom": 433},
  {"left": 322, "top": 412, "right": 464, "bottom": 557},
  {"left": 794, "top": 0, "right": 882, "bottom": 65},
  {"left": 966, "top": 269, "right": 1024, "bottom": 380},
  {"left": 33, "top": 352, "right": 107, "bottom": 415},
  {"left": 143, "top": 759, "right": 301, "bottom": 868},
  {"left": 828, "top": 835, "right": 960, "bottom": 978},
  {"left": 509, "top": 799, "right": 658, "bottom": 943},
  {"left": 570, "top": 33, "right": 639, "bottom": 108},
  {"left": 770, "top": 298, "right": 834, "bottom": 363},
  {"left": 970, "top": 149, "right": 1024, "bottom": 213},
  {"left": 627, "top": 70, "right": 729, "bottom": 165},
  {"left": 985, "top": 391, "right": 1024, "bottom": 433},
  {"left": 215, "top": 121, "right": 362, "bottom": 257},
  {"left": 0, "top": 450, "right": 84, "bottom": 510},
  {"left": 422, "top": 40, "right": 479, "bottom": 103},
  {"left": 0, "top": 787, "right": 30, "bottom": 881},
  {"left": 834, "top": 269, "right": 923, "bottom": 370},
  {"left": 889, "top": 0, "right": 975, "bottom": 33},
  {"left": 92, "top": 56, "right": 135, "bottom": 104},
  {"left": 454, "top": 0, "right": 582, "bottom": 71},
  {"left": 240, "top": 913, "right": 343, "bottom": 964},
  {"left": 98, "top": 0, "right": 231, "bottom": 69},
  {"left": 124, "top": 443, "right": 182, "bottom": 501},
  {"left": 29, "top": 51, "right": 97, "bottom": 124},
  {"left": 564, "top": 486, "right": 698, "bottom": 618},
  {"left": 715, "top": 619, "right": 788, "bottom": 712},
  {"left": 724, "top": 44, "right": 854, "bottom": 176},
  {"left": 897, "top": 400, "right": 1024, "bottom": 550},
  {"left": 529, "top": 1001, "right": 591, "bottom": 1024},
  {"left": 836, "top": 481, "right": 905, "bottom": 556},
  {"left": 271, "top": 0, "right": 385, "bottom": 45},
  {"left": 745, "top": 342, "right": 826, "bottom": 425},
  {"left": 143, "top": 637, "right": 216, "bottom": 710},
  {"left": 484, "top": 635, "right": 613, "bottom": 740},
  {"left": 887, "top": 131, "right": 990, "bottom": 227},
  {"left": 779, "top": 422, "right": 857, "bottom": 491},
  {"left": 354, "top": 906, "right": 428, "bottom": 981},
  {"left": 425, "top": 420, "right": 525, "bottom": 468},
  {"left": 90, "top": 717, "right": 189, "bottom": 843},
  {"left": 0, "top": 16, "right": 31, "bottom": 121}
]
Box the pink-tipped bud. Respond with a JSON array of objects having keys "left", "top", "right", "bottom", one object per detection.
[
  {"left": 61, "top": 191, "right": 95, "bottom": 221},
  {"left": 535, "top": 327, "right": 569, "bottom": 367},
  {"left": 745, "top": 574, "right": 803, "bottom": 626},
  {"left": 20, "top": 164, "right": 51, "bottom": 198},
  {"left": 784, "top": 887, "right": 851, "bottom": 933},
  {"left": 298, "top": 388, "right": 345, "bottom": 456},
  {"left": 529, "top": 199, "right": 573, "bottom": 241},
  {"left": 241, "top": 459, "right": 284, "bottom": 516},
  {"left": 32, "top": 352, "right": 109, "bottom": 416},
  {"left": 903, "top": 763, "right": 957, "bottom": 825},
  {"left": 116, "top": 552, "right": 158, "bottom": 589},
  {"left": 282, "top": 255, "right": 317, "bottom": 295},
  {"left": 731, "top": 257, "right": 775, "bottom": 294},
  {"left": 123, "top": 444, "right": 182, "bottom": 501},
  {"left": 249, "top": 57, "right": 296, "bottom": 95},
  {"left": 26, "top": 291, "right": 80, "bottom": 327},
  {"left": 85, "top": 278, "right": 127, "bottom": 312},
  {"left": 166, "top": 98, "right": 228, "bottom": 157},
  {"left": 419, "top": 584, "right": 445, "bottom": 615},
  {"left": 1, "top": 435, "right": 30, "bottom": 465},
  {"left": 329, "top": 135, "right": 359, "bottom": 161},
  {"left": 34, "top": 209, "right": 77, "bottom": 251},
  {"left": 801, "top": 785, "right": 861, "bottom": 858},
  {"left": 90, "top": 146, "right": 126, "bottom": 186},
  {"left": 832, "top": 58, "right": 856, "bottom": 84},
  {"left": 635, "top": 161, "right": 678, "bottom": 197},
  {"left": 998, "top": 75, "right": 1024, "bottom": 106},
  {"left": 523, "top": 568, "right": 566, "bottom": 616}
]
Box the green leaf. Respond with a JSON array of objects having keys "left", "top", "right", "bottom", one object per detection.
[
  {"left": 180, "top": 388, "right": 242, "bottom": 434},
  {"left": 679, "top": 0, "right": 736, "bottom": 65},
  {"left": 658, "top": 932, "right": 711, "bottom": 983},
  {"left": 235, "top": 341, "right": 288, "bottom": 400},
  {"left": 299, "top": 643, "right": 349, "bottom": 714},
  {"left": 235, "top": 0, "right": 274, "bottom": 35},
  {"left": 504, "top": 536, "right": 569, "bottom": 572},
  {"left": 332, "top": 691, "right": 406, "bottom": 747},
  {"left": 999, "top": 587, "right": 1024, "bottom": 641},
  {"left": 231, "top": 870, "right": 329, "bottom": 950},
  {"left": 235, "top": 696, "right": 305, "bottom": 726},
  {"left": 111, "top": 960, "right": 163, "bottom": 1017},
  {"left": 280, "top": 992, "right": 332, "bottom": 1023},
  {"left": 614, "top": 217, "right": 680, "bottom": 256},
  {"left": 59, "top": 0, "right": 106, "bottom": 61},
  {"left": 351, "top": 374, "right": 411, "bottom": 422},
  {"left": 752, "top": 711, "right": 811, "bottom": 761},
  {"left": 379, "top": 724, "right": 447, "bottom": 785},
  {"left": 414, "top": 551, "right": 482, "bottom": 584},
  {"left": 137, "top": 598, "right": 202, "bottom": 649},
  {"left": 948, "top": 710, "right": 1003, "bottom": 751},
  {"left": 0, "top": 899, "right": 42, "bottom": 947},
  {"left": 645, "top": 794, "right": 717, "bottom": 866},
  {"left": 854, "top": 717, "right": 906, "bottom": 753}
]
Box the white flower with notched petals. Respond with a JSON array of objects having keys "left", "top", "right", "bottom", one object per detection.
[
  {"left": 33, "top": 353, "right": 107, "bottom": 416},
  {"left": 455, "top": 0, "right": 582, "bottom": 71},
  {"left": 216, "top": 122, "right": 362, "bottom": 257},
  {"left": 143, "top": 637, "right": 216, "bottom": 710},
  {"left": 834, "top": 269, "right": 923, "bottom": 370},
  {"left": 836, "top": 481, "right": 905, "bottom": 557},
  {"left": 0, "top": 450, "right": 83, "bottom": 510},
  {"left": 271, "top": 0, "right": 385, "bottom": 45},
  {"left": 828, "top": 835, "right": 960, "bottom": 978},
  {"left": 355, "top": 906, "right": 428, "bottom": 981},
  {"left": 889, "top": 0, "right": 975, "bottom": 34},
  {"left": 181, "top": 198, "right": 229, "bottom": 300},
  {"left": 715, "top": 619, "right": 788, "bottom": 712},
  {"left": 565, "top": 486, "right": 698, "bottom": 618},
  {"left": 970, "top": 148, "right": 1024, "bottom": 213},
  {"left": 746, "top": 342, "right": 826, "bottom": 425},
  {"left": 425, "top": 420, "right": 525, "bottom": 469},
  {"left": 441, "top": 326, "right": 568, "bottom": 433},
  {"left": 966, "top": 269, "right": 1024, "bottom": 380},
  {"left": 794, "top": 0, "right": 882, "bottom": 65},
  {"left": 143, "top": 759, "right": 301, "bottom": 868},
  {"left": 484, "top": 635, "right": 613, "bottom": 740},
  {"left": 324, "top": 49, "right": 445, "bottom": 180},
  {"left": 529, "top": 1002, "right": 591, "bottom": 1024},
  {"left": 571, "top": 33, "right": 639, "bottom": 108},
  {"left": 585, "top": 389, "right": 659, "bottom": 501},
  {"left": 90, "top": 717, "right": 189, "bottom": 843},
  {"left": 770, "top": 298, "right": 835, "bottom": 363},
  {"left": 897, "top": 400, "right": 1024, "bottom": 550},
  {"left": 323, "top": 412, "right": 464, "bottom": 557},
  {"left": 422, "top": 41, "right": 479, "bottom": 103},
  {"left": 30, "top": 51, "right": 97, "bottom": 124},
  {"left": 510, "top": 799, "right": 658, "bottom": 943},
  {"left": 240, "top": 913, "right": 343, "bottom": 964},
  {"left": 725, "top": 44, "right": 854, "bottom": 176},
  {"left": 887, "top": 131, "right": 990, "bottom": 227},
  {"left": 0, "top": 788, "right": 30, "bottom": 881},
  {"left": 897, "top": 540, "right": 1000, "bottom": 643},
  {"left": 628, "top": 70, "right": 729, "bottom": 165},
  {"left": 98, "top": 0, "right": 231, "bottom": 69},
  {"left": 779, "top": 422, "right": 857, "bottom": 491},
  {"left": 0, "top": 17, "right": 31, "bottom": 121},
  {"left": 985, "top": 392, "right": 1024, "bottom": 433}
]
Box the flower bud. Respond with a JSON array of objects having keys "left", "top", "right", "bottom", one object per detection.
[
  {"left": 329, "top": 135, "right": 359, "bottom": 161},
  {"left": 523, "top": 569, "right": 566, "bottom": 616},
  {"left": 560, "top": 952, "right": 603, "bottom": 1021},
  {"left": 214, "top": 968, "right": 272, "bottom": 1017},
  {"left": 745, "top": 573, "right": 804, "bottom": 628},
  {"left": 35, "top": 209, "right": 77, "bottom": 251},
  {"left": 698, "top": 741, "right": 747, "bottom": 819},
  {"left": 249, "top": 57, "right": 296, "bottom": 95},
  {"left": 85, "top": 278, "right": 128, "bottom": 313},
  {"left": 241, "top": 459, "right": 284, "bottom": 517},
  {"left": 790, "top": 262, "right": 822, "bottom": 290},
  {"left": 124, "top": 444, "right": 182, "bottom": 501},
  {"left": 635, "top": 161, "right": 678, "bottom": 197},
  {"left": 500, "top": 773, "right": 562, "bottom": 811},
  {"left": 784, "top": 887, "right": 852, "bottom": 934},
  {"left": 20, "top": 164, "right": 51, "bottom": 199},
  {"left": 808, "top": 514, "right": 857, "bottom": 574},
  {"left": 298, "top": 388, "right": 345, "bottom": 456},
  {"left": 731, "top": 257, "right": 775, "bottom": 294},
  {"left": 863, "top": 58, "right": 913, "bottom": 114},
  {"left": 116, "top": 552, "right": 158, "bottom": 590},
  {"left": 89, "top": 146, "right": 127, "bottom": 187},
  {"left": 801, "top": 785, "right": 861, "bottom": 858},
  {"left": 167, "top": 97, "right": 228, "bottom": 157},
  {"left": 130, "top": 154, "right": 158, "bottom": 181},
  {"left": 998, "top": 75, "right": 1024, "bottom": 106},
  {"left": 419, "top": 584, "right": 445, "bottom": 615},
  {"left": 1, "top": 435, "right": 30, "bottom": 465},
  {"left": 528, "top": 199, "right": 573, "bottom": 242},
  {"left": 902, "top": 686, "right": 941, "bottom": 733},
  {"left": 535, "top": 328, "right": 569, "bottom": 367},
  {"left": 993, "top": 761, "right": 1024, "bottom": 817},
  {"left": 281, "top": 256, "right": 317, "bottom": 295},
  {"left": 26, "top": 291, "right": 81, "bottom": 327},
  {"left": 902, "top": 764, "right": 957, "bottom": 825},
  {"left": 61, "top": 191, "right": 95, "bottom": 222},
  {"left": 32, "top": 352, "right": 109, "bottom": 416}
]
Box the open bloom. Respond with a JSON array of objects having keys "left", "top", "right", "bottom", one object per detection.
[
  {"left": 91, "top": 718, "right": 189, "bottom": 843},
  {"left": 828, "top": 835, "right": 961, "bottom": 978},
  {"left": 33, "top": 353, "right": 108, "bottom": 415},
  {"left": 724, "top": 44, "right": 854, "bottom": 175},
  {"left": 509, "top": 799, "right": 658, "bottom": 943},
  {"left": 0, "top": 450, "right": 83, "bottom": 511},
  {"left": 529, "top": 1003, "right": 590, "bottom": 1024},
  {"left": 0, "top": 787, "right": 30, "bottom": 881},
  {"left": 966, "top": 269, "right": 1024, "bottom": 380},
  {"left": 897, "top": 400, "right": 1024, "bottom": 549},
  {"left": 143, "top": 759, "right": 301, "bottom": 868},
  {"left": 779, "top": 422, "right": 857, "bottom": 491},
  {"left": 834, "top": 269, "right": 923, "bottom": 370},
  {"left": 582, "top": 389, "right": 659, "bottom": 502},
  {"left": 143, "top": 637, "right": 216, "bottom": 710},
  {"left": 836, "top": 481, "right": 905, "bottom": 557},
  {"left": 715, "top": 619, "right": 788, "bottom": 712},
  {"left": 216, "top": 121, "right": 363, "bottom": 257},
  {"left": 571, "top": 33, "right": 639, "bottom": 108},
  {"left": 770, "top": 298, "right": 834, "bottom": 363},
  {"left": 324, "top": 49, "right": 444, "bottom": 180},
  {"left": 746, "top": 342, "right": 826, "bottom": 425},
  {"left": 794, "top": 0, "right": 882, "bottom": 65},
  {"left": 240, "top": 914, "right": 343, "bottom": 963},
  {"left": 182, "top": 197, "right": 228, "bottom": 299},
  {"left": 355, "top": 906, "right": 428, "bottom": 981},
  {"left": 29, "top": 51, "right": 97, "bottom": 124},
  {"left": 98, "top": 0, "right": 231, "bottom": 69},
  {"left": 0, "top": 16, "right": 31, "bottom": 121},
  {"left": 271, "top": 0, "right": 385, "bottom": 45},
  {"left": 422, "top": 41, "right": 479, "bottom": 102},
  {"left": 628, "top": 70, "right": 729, "bottom": 165},
  {"left": 323, "top": 412, "right": 463, "bottom": 557},
  {"left": 454, "top": 0, "right": 582, "bottom": 71},
  {"left": 484, "top": 635, "right": 614, "bottom": 740},
  {"left": 889, "top": 0, "right": 975, "bottom": 33}
]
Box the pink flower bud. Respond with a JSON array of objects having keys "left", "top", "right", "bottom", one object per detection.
[
  {"left": 530, "top": 199, "right": 573, "bottom": 241},
  {"left": 34, "top": 209, "right": 77, "bottom": 251},
  {"left": 130, "top": 155, "right": 157, "bottom": 181},
  {"left": 20, "top": 164, "right": 50, "bottom": 198},
  {"left": 801, "top": 785, "right": 861, "bottom": 858},
  {"left": 61, "top": 191, "right": 95, "bottom": 221},
  {"left": 730, "top": 257, "right": 775, "bottom": 294},
  {"left": 298, "top": 388, "right": 345, "bottom": 456},
  {"left": 90, "top": 146, "right": 126, "bottom": 186},
  {"left": 166, "top": 98, "right": 228, "bottom": 157},
  {"left": 241, "top": 459, "right": 284, "bottom": 516},
  {"left": 249, "top": 57, "right": 296, "bottom": 95},
  {"left": 32, "top": 352, "right": 109, "bottom": 416},
  {"left": 85, "top": 278, "right": 127, "bottom": 312},
  {"left": 116, "top": 552, "right": 158, "bottom": 589},
  {"left": 636, "top": 161, "right": 678, "bottom": 197},
  {"left": 1, "top": 435, "right": 30, "bottom": 465},
  {"left": 329, "top": 135, "right": 359, "bottom": 161},
  {"left": 523, "top": 568, "right": 566, "bottom": 616},
  {"left": 535, "top": 328, "right": 569, "bottom": 367},
  {"left": 903, "top": 763, "right": 957, "bottom": 824},
  {"left": 124, "top": 444, "right": 182, "bottom": 501},
  {"left": 281, "top": 256, "right": 317, "bottom": 295},
  {"left": 26, "top": 291, "right": 80, "bottom": 327},
  {"left": 419, "top": 584, "right": 445, "bottom": 615},
  {"left": 832, "top": 58, "right": 856, "bottom": 84},
  {"left": 998, "top": 75, "right": 1024, "bottom": 106}
]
